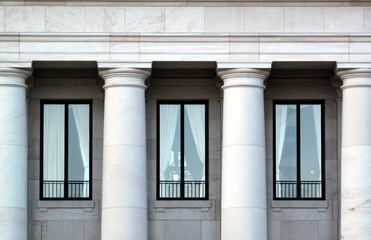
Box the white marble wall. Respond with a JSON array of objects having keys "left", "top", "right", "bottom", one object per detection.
[
  {"left": 27, "top": 77, "right": 104, "bottom": 240},
  {"left": 1, "top": 5, "right": 370, "bottom": 34}
]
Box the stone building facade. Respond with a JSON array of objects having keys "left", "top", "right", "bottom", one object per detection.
[{"left": 0, "top": 1, "right": 370, "bottom": 240}]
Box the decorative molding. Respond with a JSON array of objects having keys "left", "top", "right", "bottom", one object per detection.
[
  {"left": 218, "top": 68, "right": 270, "bottom": 90},
  {"left": 337, "top": 68, "right": 371, "bottom": 89},
  {"left": 0, "top": 68, "right": 32, "bottom": 88},
  {"left": 331, "top": 76, "right": 342, "bottom": 98},
  {"left": 154, "top": 200, "right": 213, "bottom": 212},
  {"left": 37, "top": 200, "right": 96, "bottom": 212},
  {"left": 99, "top": 67, "right": 151, "bottom": 90},
  {"left": 270, "top": 200, "right": 329, "bottom": 212}
]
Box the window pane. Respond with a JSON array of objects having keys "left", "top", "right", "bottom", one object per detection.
[
  {"left": 43, "top": 104, "right": 65, "bottom": 198},
  {"left": 184, "top": 104, "right": 206, "bottom": 198},
  {"left": 300, "top": 104, "right": 322, "bottom": 198},
  {"left": 159, "top": 104, "right": 181, "bottom": 198},
  {"left": 275, "top": 104, "right": 297, "bottom": 198},
  {"left": 68, "top": 104, "right": 90, "bottom": 198}
]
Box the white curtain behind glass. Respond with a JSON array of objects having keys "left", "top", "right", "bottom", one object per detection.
[
  {"left": 160, "top": 105, "right": 180, "bottom": 180},
  {"left": 313, "top": 105, "right": 321, "bottom": 180},
  {"left": 275, "top": 105, "right": 288, "bottom": 181},
  {"left": 185, "top": 105, "right": 206, "bottom": 180},
  {"left": 71, "top": 104, "right": 90, "bottom": 197},
  {"left": 44, "top": 105, "right": 65, "bottom": 197}
]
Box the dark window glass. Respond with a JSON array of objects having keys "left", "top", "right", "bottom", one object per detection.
[
  {"left": 274, "top": 101, "right": 324, "bottom": 199},
  {"left": 41, "top": 101, "right": 92, "bottom": 200},
  {"left": 157, "top": 101, "right": 208, "bottom": 200}
]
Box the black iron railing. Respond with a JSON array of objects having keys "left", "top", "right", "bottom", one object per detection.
[
  {"left": 159, "top": 181, "right": 206, "bottom": 199},
  {"left": 276, "top": 181, "right": 322, "bottom": 198},
  {"left": 42, "top": 180, "right": 90, "bottom": 199}
]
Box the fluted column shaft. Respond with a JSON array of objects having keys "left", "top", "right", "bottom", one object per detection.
[
  {"left": 338, "top": 68, "right": 371, "bottom": 240},
  {"left": 99, "top": 68, "right": 150, "bottom": 240},
  {"left": 0, "top": 68, "right": 31, "bottom": 240},
  {"left": 218, "top": 68, "right": 270, "bottom": 240}
]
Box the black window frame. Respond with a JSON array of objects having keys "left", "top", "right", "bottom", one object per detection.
[
  {"left": 156, "top": 100, "right": 209, "bottom": 200},
  {"left": 273, "top": 100, "right": 325, "bottom": 200},
  {"left": 40, "top": 100, "right": 93, "bottom": 200}
]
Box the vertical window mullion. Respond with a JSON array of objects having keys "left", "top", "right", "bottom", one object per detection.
[
  {"left": 64, "top": 104, "right": 69, "bottom": 199},
  {"left": 297, "top": 103, "right": 301, "bottom": 199},
  {"left": 180, "top": 104, "right": 185, "bottom": 199}
]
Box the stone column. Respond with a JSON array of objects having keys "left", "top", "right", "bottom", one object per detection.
[
  {"left": 0, "top": 68, "right": 31, "bottom": 240},
  {"left": 218, "top": 68, "right": 270, "bottom": 240},
  {"left": 337, "top": 68, "right": 371, "bottom": 240},
  {"left": 99, "top": 68, "right": 150, "bottom": 240}
]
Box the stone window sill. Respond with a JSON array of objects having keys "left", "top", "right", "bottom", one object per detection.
[
  {"left": 154, "top": 200, "right": 212, "bottom": 212},
  {"left": 270, "top": 200, "right": 328, "bottom": 212},
  {"left": 37, "top": 200, "right": 95, "bottom": 212}
]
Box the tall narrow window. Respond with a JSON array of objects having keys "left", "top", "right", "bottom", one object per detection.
[
  {"left": 157, "top": 101, "right": 208, "bottom": 200},
  {"left": 274, "top": 101, "right": 324, "bottom": 200},
  {"left": 41, "top": 101, "right": 92, "bottom": 200}
]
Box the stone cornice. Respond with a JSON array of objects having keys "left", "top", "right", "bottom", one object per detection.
[
  {"left": 218, "top": 68, "right": 270, "bottom": 90},
  {"left": 337, "top": 68, "right": 371, "bottom": 89},
  {"left": 0, "top": 68, "right": 32, "bottom": 88},
  {"left": 99, "top": 67, "right": 151, "bottom": 90}
]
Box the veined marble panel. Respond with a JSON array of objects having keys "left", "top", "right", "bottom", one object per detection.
[
  {"left": 0, "top": 34, "right": 19, "bottom": 60},
  {"left": 86, "top": 7, "right": 125, "bottom": 32},
  {"left": 126, "top": 7, "right": 164, "bottom": 32},
  {"left": 19, "top": 33, "right": 110, "bottom": 60},
  {"left": 46, "top": 7, "right": 85, "bottom": 32},
  {"left": 165, "top": 7, "right": 204, "bottom": 32},
  {"left": 6, "top": 6, "right": 45, "bottom": 32}
]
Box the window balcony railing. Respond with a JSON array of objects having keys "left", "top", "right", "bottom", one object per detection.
[
  {"left": 276, "top": 181, "right": 322, "bottom": 199},
  {"left": 42, "top": 180, "right": 90, "bottom": 199},
  {"left": 159, "top": 180, "right": 206, "bottom": 199}
]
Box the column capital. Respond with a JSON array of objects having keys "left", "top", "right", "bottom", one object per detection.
[
  {"left": 0, "top": 68, "right": 32, "bottom": 89},
  {"left": 99, "top": 67, "right": 151, "bottom": 90},
  {"left": 336, "top": 68, "right": 371, "bottom": 89},
  {"left": 217, "top": 68, "right": 270, "bottom": 90}
]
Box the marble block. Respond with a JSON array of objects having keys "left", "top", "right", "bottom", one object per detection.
[
  {"left": 205, "top": 7, "right": 244, "bottom": 33},
  {"left": 324, "top": 7, "right": 363, "bottom": 32},
  {"left": 284, "top": 7, "right": 323, "bottom": 33},
  {"left": 0, "top": 7, "right": 4, "bottom": 32},
  {"left": 6, "top": 6, "right": 45, "bottom": 32},
  {"left": 245, "top": 7, "right": 283, "bottom": 33},
  {"left": 126, "top": 7, "right": 164, "bottom": 33},
  {"left": 46, "top": 7, "right": 85, "bottom": 32},
  {"left": 86, "top": 7, "right": 125, "bottom": 32},
  {"left": 165, "top": 7, "right": 204, "bottom": 32}
]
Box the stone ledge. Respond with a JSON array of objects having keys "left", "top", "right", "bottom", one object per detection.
[
  {"left": 270, "top": 200, "right": 329, "bottom": 212},
  {"left": 154, "top": 200, "right": 212, "bottom": 212},
  {"left": 37, "top": 200, "right": 95, "bottom": 212}
]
